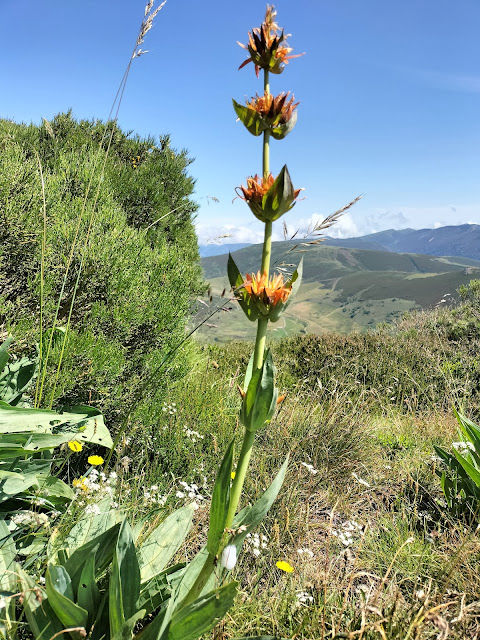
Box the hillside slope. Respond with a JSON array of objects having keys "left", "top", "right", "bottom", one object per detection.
[{"left": 198, "top": 242, "right": 480, "bottom": 341}]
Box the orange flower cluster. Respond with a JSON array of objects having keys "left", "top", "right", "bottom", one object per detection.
[
  {"left": 243, "top": 271, "right": 292, "bottom": 307},
  {"left": 238, "top": 5, "right": 302, "bottom": 77},
  {"left": 246, "top": 91, "right": 298, "bottom": 125},
  {"left": 238, "top": 173, "right": 274, "bottom": 203}
]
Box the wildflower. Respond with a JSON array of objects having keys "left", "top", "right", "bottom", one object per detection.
[
  {"left": 221, "top": 545, "right": 237, "bottom": 570},
  {"left": 276, "top": 560, "right": 294, "bottom": 573},
  {"left": 351, "top": 472, "right": 370, "bottom": 487},
  {"left": 243, "top": 271, "right": 292, "bottom": 309},
  {"left": 238, "top": 5, "right": 303, "bottom": 77},
  {"left": 296, "top": 590, "right": 314, "bottom": 606},
  {"left": 297, "top": 548, "right": 314, "bottom": 558},
  {"left": 233, "top": 91, "right": 298, "bottom": 139},
  {"left": 237, "top": 166, "right": 302, "bottom": 222},
  {"left": 231, "top": 471, "right": 236, "bottom": 480},
  {"left": 88, "top": 455, "right": 104, "bottom": 466},
  {"left": 73, "top": 477, "right": 88, "bottom": 492},
  {"left": 85, "top": 504, "right": 101, "bottom": 515},
  {"left": 246, "top": 532, "right": 269, "bottom": 557},
  {"left": 68, "top": 440, "right": 83, "bottom": 452},
  {"left": 301, "top": 462, "right": 318, "bottom": 475},
  {"left": 452, "top": 441, "right": 475, "bottom": 454}
]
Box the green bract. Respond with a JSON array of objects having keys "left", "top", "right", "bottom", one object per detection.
[
  {"left": 250, "top": 165, "right": 299, "bottom": 223},
  {"left": 232, "top": 99, "right": 297, "bottom": 140},
  {"left": 240, "top": 350, "right": 278, "bottom": 432}
]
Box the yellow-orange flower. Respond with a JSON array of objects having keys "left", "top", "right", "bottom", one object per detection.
[
  {"left": 238, "top": 5, "right": 303, "bottom": 77},
  {"left": 276, "top": 560, "right": 294, "bottom": 573},
  {"left": 88, "top": 455, "right": 104, "bottom": 466},
  {"left": 243, "top": 271, "right": 292, "bottom": 307},
  {"left": 246, "top": 91, "right": 298, "bottom": 126},
  {"left": 68, "top": 440, "right": 83, "bottom": 452},
  {"left": 73, "top": 477, "right": 88, "bottom": 492},
  {"left": 238, "top": 173, "right": 274, "bottom": 205},
  {"left": 237, "top": 173, "right": 302, "bottom": 221}
]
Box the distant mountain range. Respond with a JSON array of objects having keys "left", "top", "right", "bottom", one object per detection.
[
  {"left": 199, "top": 224, "right": 480, "bottom": 261},
  {"left": 197, "top": 241, "right": 480, "bottom": 342}
]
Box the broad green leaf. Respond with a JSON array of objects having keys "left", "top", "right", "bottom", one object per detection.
[
  {"left": 46, "top": 565, "right": 88, "bottom": 632},
  {"left": 207, "top": 439, "right": 234, "bottom": 554},
  {"left": 110, "top": 520, "right": 140, "bottom": 636},
  {"left": 167, "top": 582, "right": 237, "bottom": 640},
  {"left": 139, "top": 563, "right": 186, "bottom": 614},
  {"left": 139, "top": 506, "right": 194, "bottom": 583},
  {"left": 18, "top": 568, "right": 64, "bottom": 640},
  {"left": 0, "top": 339, "right": 12, "bottom": 374},
  {"left": 0, "top": 402, "right": 85, "bottom": 433},
  {"left": 77, "top": 555, "right": 101, "bottom": 626},
  {"left": 452, "top": 449, "right": 480, "bottom": 488},
  {"left": 0, "top": 520, "right": 15, "bottom": 591}
]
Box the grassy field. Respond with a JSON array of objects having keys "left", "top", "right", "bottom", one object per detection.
[
  {"left": 80, "top": 304, "right": 480, "bottom": 639},
  {"left": 198, "top": 242, "right": 480, "bottom": 342}
]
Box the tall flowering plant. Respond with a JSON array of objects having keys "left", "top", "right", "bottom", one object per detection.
[
  {"left": 227, "top": 3, "right": 303, "bottom": 529},
  {"left": 178, "top": 2, "right": 304, "bottom": 608}
]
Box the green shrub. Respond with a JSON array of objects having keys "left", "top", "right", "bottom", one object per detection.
[{"left": 0, "top": 113, "right": 203, "bottom": 443}]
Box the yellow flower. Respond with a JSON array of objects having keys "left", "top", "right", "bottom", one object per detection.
[
  {"left": 276, "top": 560, "right": 294, "bottom": 573},
  {"left": 231, "top": 471, "right": 236, "bottom": 480},
  {"left": 73, "top": 477, "right": 88, "bottom": 492},
  {"left": 68, "top": 440, "right": 83, "bottom": 452},
  {"left": 88, "top": 455, "right": 104, "bottom": 466}
]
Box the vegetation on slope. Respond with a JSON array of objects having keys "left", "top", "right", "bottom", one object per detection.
[{"left": 0, "top": 113, "right": 203, "bottom": 432}]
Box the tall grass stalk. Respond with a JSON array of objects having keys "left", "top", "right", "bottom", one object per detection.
[{"left": 33, "top": 151, "right": 47, "bottom": 408}]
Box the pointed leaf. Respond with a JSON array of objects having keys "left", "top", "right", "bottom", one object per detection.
[
  {"left": 139, "top": 506, "right": 194, "bottom": 582},
  {"left": 207, "top": 439, "right": 234, "bottom": 554},
  {"left": 46, "top": 565, "right": 88, "bottom": 632},
  {"left": 110, "top": 520, "right": 140, "bottom": 635},
  {"left": 168, "top": 582, "right": 238, "bottom": 640}
]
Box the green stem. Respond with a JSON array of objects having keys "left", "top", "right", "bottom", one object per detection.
[{"left": 225, "top": 429, "right": 255, "bottom": 528}]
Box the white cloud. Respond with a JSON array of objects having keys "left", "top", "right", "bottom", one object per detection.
[
  {"left": 195, "top": 223, "right": 266, "bottom": 245},
  {"left": 196, "top": 204, "right": 480, "bottom": 246}
]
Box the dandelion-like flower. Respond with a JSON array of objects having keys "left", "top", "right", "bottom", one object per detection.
[
  {"left": 88, "top": 455, "right": 104, "bottom": 466},
  {"left": 276, "top": 560, "right": 294, "bottom": 573},
  {"left": 238, "top": 5, "right": 303, "bottom": 77},
  {"left": 68, "top": 440, "right": 83, "bottom": 452}
]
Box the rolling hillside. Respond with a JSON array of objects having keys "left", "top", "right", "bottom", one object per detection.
[{"left": 197, "top": 242, "right": 480, "bottom": 342}]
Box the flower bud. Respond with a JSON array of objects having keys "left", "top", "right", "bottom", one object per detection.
[{"left": 221, "top": 545, "right": 237, "bottom": 570}]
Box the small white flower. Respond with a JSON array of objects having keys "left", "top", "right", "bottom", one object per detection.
[
  {"left": 301, "top": 462, "right": 318, "bottom": 475},
  {"left": 297, "top": 548, "right": 314, "bottom": 558},
  {"left": 221, "top": 545, "right": 237, "bottom": 570},
  {"left": 85, "top": 504, "right": 101, "bottom": 515},
  {"left": 352, "top": 472, "right": 370, "bottom": 487}
]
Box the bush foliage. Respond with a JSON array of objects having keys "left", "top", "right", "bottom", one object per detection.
[{"left": 0, "top": 112, "right": 203, "bottom": 433}]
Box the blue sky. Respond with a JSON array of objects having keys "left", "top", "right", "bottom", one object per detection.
[{"left": 2, "top": 0, "right": 479, "bottom": 245}]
